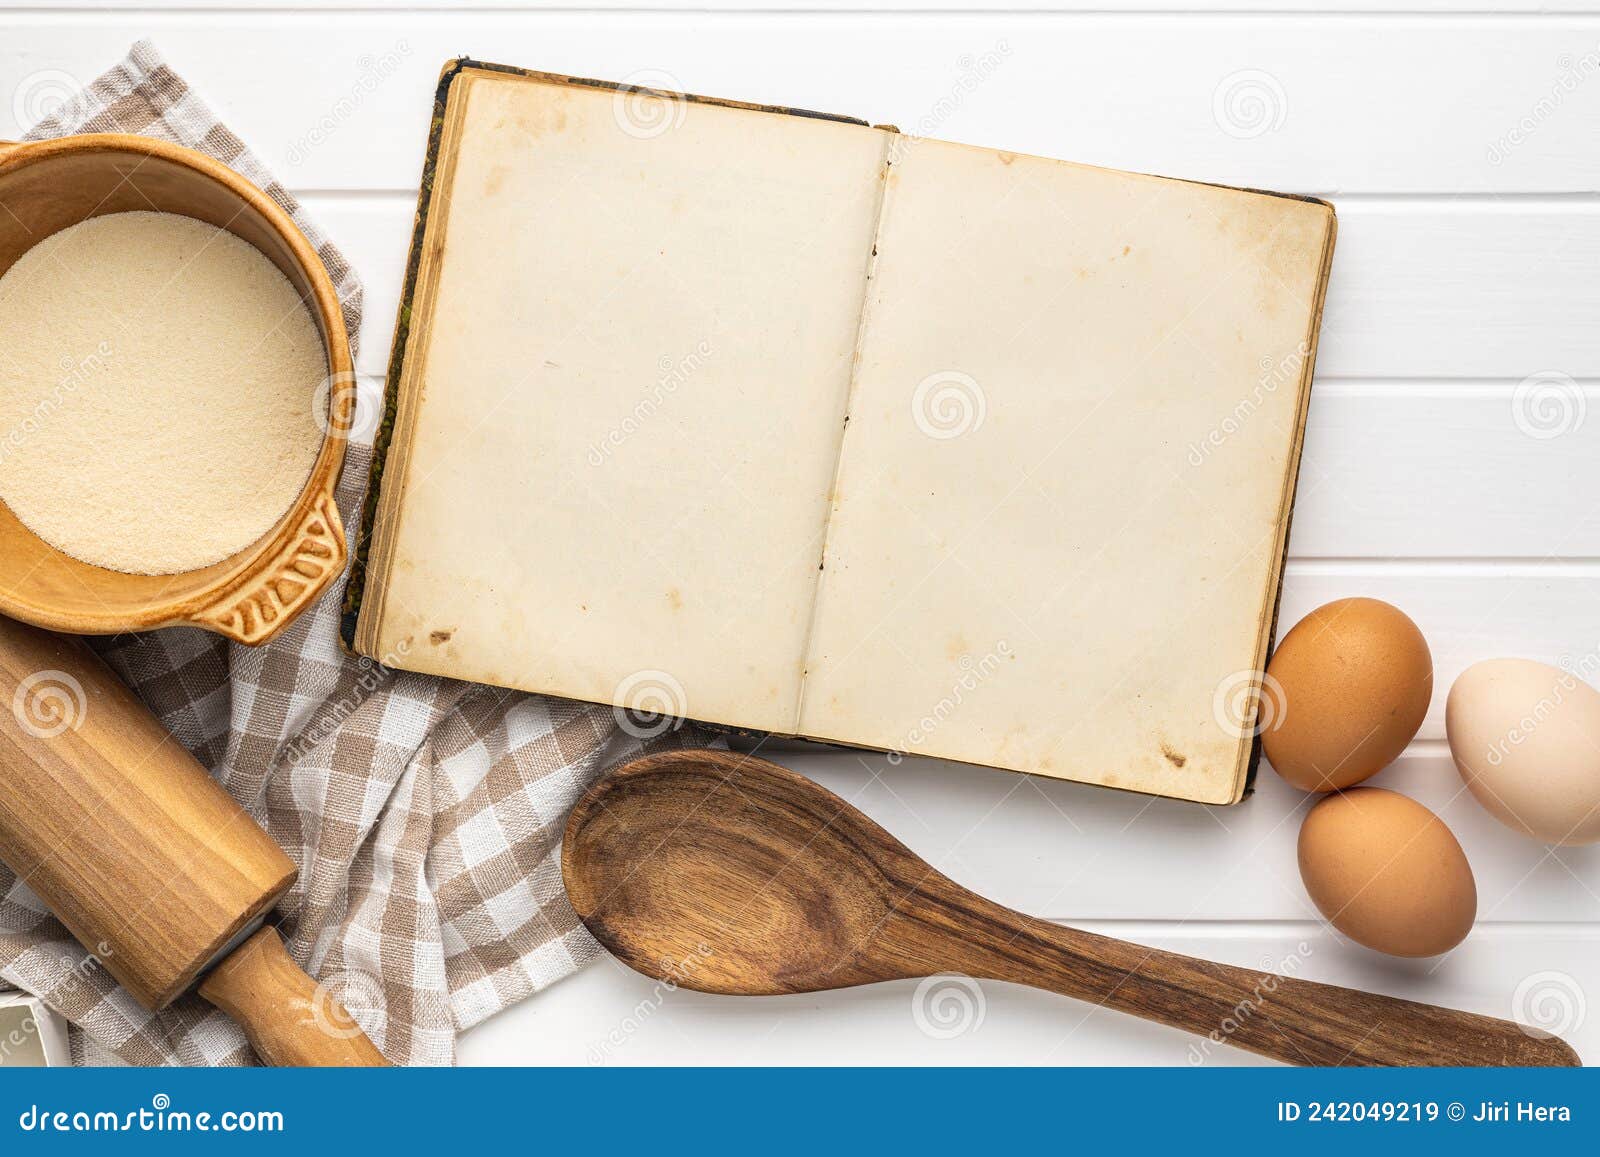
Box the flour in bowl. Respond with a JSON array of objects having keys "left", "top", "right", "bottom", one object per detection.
[{"left": 0, "top": 210, "right": 327, "bottom": 574}]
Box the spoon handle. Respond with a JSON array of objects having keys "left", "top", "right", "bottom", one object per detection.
[{"left": 928, "top": 903, "right": 1578, "bottom": 1067}]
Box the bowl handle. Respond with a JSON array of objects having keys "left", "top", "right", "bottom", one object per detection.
[{"left": 189, "top": 494, "right": 348, "bottom": 645}]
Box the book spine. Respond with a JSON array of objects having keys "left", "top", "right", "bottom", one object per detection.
[
  {"left": 339, "top": 58, "right": 468, "bottom": 650},
  {"left": 790, "top": 131, "right": 897, "bottom": 734}
]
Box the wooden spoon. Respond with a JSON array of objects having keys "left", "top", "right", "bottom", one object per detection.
[{"left": 563, "top": 749, "right": 1579, "bottom": 1067}]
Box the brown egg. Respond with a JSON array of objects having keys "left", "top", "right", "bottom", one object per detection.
[
  {"left": 1297, "top": 788, "right": 1476, "bottom": 958},
  {"left": 1263, "top": 597, "right": 1432, "bottom": 791}
]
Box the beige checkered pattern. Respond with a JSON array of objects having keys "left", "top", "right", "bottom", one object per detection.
[{"left": 0, "top": 41, "right": 712, "bottom": 1066}]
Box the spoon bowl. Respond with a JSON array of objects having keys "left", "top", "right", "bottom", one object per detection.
[{"left": 563, "top": 748, "right": 926, "bottom": 995}]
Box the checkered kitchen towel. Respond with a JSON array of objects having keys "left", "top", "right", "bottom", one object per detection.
[{"left": 0, "top": 41, "right": 713, "bottom": 1066}]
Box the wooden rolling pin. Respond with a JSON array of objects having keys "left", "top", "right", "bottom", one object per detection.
[{"left": 0, "top": 616, "right": 386, "bottom": 1066}]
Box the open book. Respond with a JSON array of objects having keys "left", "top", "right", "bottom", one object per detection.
[{"left": 345, "top": 61, "right": 1336, "bottom": 805}]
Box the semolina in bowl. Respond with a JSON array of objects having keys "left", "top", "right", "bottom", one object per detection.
[{"left": 0, "top": 134, "right": 353, "bottom": 645}]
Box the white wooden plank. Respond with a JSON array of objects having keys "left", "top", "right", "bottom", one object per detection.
[
  {"left": 1290, "top": 384, "right": 1600, "bottom": 559},
  {"left": 307, "top": 199, "right": 411, "bottom": 368},
  {"left": 458, "top": 921, "right": 1600, "bottom": 1065},
  {"left": 4, "top": 16, "right": 1600, "bottom": 191},
  {"left": 1319, "top": 203, "right": 1600, "bottom": 379}
]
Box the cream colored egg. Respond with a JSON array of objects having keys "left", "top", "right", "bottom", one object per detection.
[
  {"left": 1297, "top": 788, "right": 1476, "bottom": 958},
  {"left": 1446, "top": 658, "right": 1600, "bottom": 845}
]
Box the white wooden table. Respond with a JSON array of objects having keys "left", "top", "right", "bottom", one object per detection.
[{"left": 6, "top": 1, "right": 1597, "bottom": 1066}]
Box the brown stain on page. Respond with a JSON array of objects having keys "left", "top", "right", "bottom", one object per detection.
[
  {"left": 510, "top": 102, "right": 569, "bottom": 141},
  {"left": 1230, "top": 196, "right": 1330, "bottom": 323},
  {"left": 429, "top": 629, "right": 454, "bottom": 645},
  {"left": 1160, "top": 742, "right": 1187, "bottom": 768}
]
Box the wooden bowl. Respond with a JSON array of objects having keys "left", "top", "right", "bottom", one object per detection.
[{"left": 0, "top": 135, "right": 350, "bottom": 645}]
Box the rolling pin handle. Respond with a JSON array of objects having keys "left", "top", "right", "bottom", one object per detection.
[{"left": 198, "top": 928, "right": 389, "bottom": 1067}]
